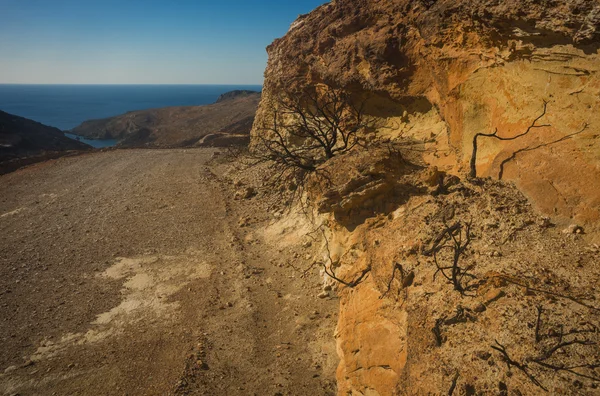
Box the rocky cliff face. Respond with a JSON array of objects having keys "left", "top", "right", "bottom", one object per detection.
[
  {"left": 252, "top": 1, "right": 600, "bottom": 394},
  {"left": 253, "top": 0, "right": 600, "bottom": 232}
]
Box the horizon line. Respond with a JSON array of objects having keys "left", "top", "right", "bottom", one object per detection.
[{"left": 0, "top": 83, "right": 264, "bottom": 86}]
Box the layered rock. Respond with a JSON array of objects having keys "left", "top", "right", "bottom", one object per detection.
[
  {"left": 323, "top": 173, "right": 600, "bottom": 395},
  {"left": 267, "top": 152, "right": 600, "bottom": 395},
  {"left": 252, "top": 1, "right": 600, "bottom": 394}
]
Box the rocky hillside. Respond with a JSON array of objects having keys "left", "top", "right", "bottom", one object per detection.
[
  {"left": 215, "top": 90, "right": 260, "bottom": 103},
  {"left": 71, "top": 91, "right": 261, "bottom": 148},
  {"left": 251, "top": 0, "right": 600, "bottom": 394},
  {"left": 0, "top": 110, "right": 91, "bottom": 174},
  {"left": 263, "top": 151, "right": 600, "bottom": 395},
  {"left": 253, "top": 0, "right": 600, "bottom": 234}
]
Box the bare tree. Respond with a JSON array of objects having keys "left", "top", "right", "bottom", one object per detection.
[
  {"left": 253, "top": 84, "right": 380, "bottom": 176},
  {"left": 491, "top": 306, "right": 600, "bottom": 391},
  {"left": 469, "top": 102, "right": 550, "bottom": 178},
  {"left": 423, "top": 221, "right": 476, "bottom": 295}
]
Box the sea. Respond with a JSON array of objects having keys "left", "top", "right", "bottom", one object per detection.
[{"left": 0, "top": 84, "right": 262, "bottom": 148}]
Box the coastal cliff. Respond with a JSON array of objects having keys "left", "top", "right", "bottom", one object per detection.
[{"left": 252, "top": 1, "right": 600, "bottom": 394}]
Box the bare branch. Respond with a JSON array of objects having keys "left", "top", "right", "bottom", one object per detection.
[
  {"left": 427, "top": 221, "right": 476, "bottom": 294},
  {"left": 491, "top": 341, "right": 548, "bottom": 391},
  {"left": 252, "top": 83, "right": 382, "bottom": 179},
  {"left": 448, "top": 370, "right": 460, "bottom": 396},
  {"left": 321, "top": 228, "right": 371, "bottom": 288},
  {"left": 498, "top": 122, "right": 589, "bottom": 179},
  {"left": 470, "top": 101, "right": 549, "bottom": 178}
]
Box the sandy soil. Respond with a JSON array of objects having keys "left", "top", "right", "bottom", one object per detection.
[{"left": 0, "top": 149, "right": 337, "bottom": 395}]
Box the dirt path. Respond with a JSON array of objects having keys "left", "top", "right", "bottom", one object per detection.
[{"left": 0, "top": 149, "right": 337, "bottom": 395}]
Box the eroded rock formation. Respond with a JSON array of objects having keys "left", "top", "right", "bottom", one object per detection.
[
  {"left": 253, "top": 0, "right": 600, "bottom": 231},
  {"left": 252, "top": 1, "right": 600, "bottom": 394}
]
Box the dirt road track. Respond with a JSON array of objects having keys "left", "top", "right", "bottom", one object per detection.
[{"left": 0, "top": 149, "right": 337, "bottom": 395}]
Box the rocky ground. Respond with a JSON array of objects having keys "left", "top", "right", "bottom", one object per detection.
[
  {"left": 2, "top": 145, "right": 599, "bottom": 396},
  {"left": 0, "top": 149, "right": 337, "bottom": 396}
]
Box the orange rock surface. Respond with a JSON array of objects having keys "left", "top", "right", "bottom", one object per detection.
[{"left": 253, "top": 1, "right": 600, "bottom": 394}]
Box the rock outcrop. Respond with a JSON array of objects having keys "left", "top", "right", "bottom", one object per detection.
[
  {"left": 72, "top": 91, "right": 261, "bottom": 148},
  {"left": 252, "top": 1, "right": 600, "bottom": 394},
  {"left": 0, "top": 110, "right": 91, "bottom": 174},
  {"left": 265, "top": 151, "right": 600, "bottom": 395},
  {"left": 253, "top": 0, "right": 600, "bottom": 233}
]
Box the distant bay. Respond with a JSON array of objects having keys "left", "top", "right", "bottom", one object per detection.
[
  {"left": 0, "top": 84, "right": 262, "bottom": 131},
  {"left": 63, "top": 133, "right": 118, "bottom": 149}
]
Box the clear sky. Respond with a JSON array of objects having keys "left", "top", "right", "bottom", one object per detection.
[{"left": 0, "top": 0, "right": 326, "bottom": 85}]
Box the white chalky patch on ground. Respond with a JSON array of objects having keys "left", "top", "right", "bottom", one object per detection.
[{"left": 30, "top": 253, "right": 211, "bottom": 361}]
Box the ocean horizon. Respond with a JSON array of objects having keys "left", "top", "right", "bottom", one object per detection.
[{"left": 0, "top": 84, "right": 262, "bottom": 132}]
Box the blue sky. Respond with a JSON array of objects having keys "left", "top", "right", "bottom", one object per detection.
[{"left": 0, "top": 0, "right": 326, "bottom": 84}]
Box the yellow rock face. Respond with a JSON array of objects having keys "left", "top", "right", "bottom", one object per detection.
[
  {"left": 252, "top": 1, "right": 600, "bottom": 394},
  {"left": 454, "top": 49, "right": 600, "bottom": 228},
  {"left": 252, "top": 0, "right": 600, "bottom": 234}
]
